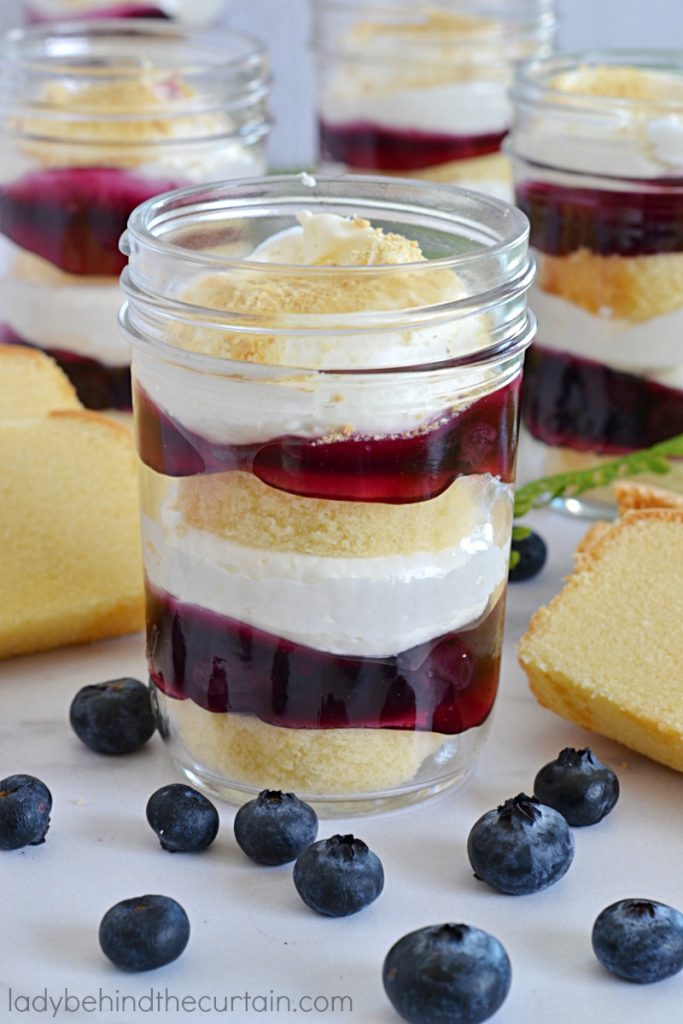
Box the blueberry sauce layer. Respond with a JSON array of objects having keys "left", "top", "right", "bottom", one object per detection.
[
  {"left": 319, "top": 120, "right": 507, "bottom": 172},
  {"left": 0, "top": 168, "right": 185, "bottom": 277},
  {"left": 147, "top": 585, "right": 505, "bottom": 733},
  {"left": 523, "top": 344, "right": 683, "bottom": 454},
  {"left": 135, "top": 379, "right": 520, "bottom": 503},
  {"left": 516, "top": 180, "right": 683, "bottom": 258},
  {"left": 26, "top": 4, "right": 169, "bottom": 20},
  {"left": 1, "top": 326, "right": 131, "bottom": 411}
]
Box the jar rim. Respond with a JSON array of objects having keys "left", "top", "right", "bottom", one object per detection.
[
  {"left": 0, "top": 19, "right": 270, "bottom": 122},
  {"left": 124, "top": 172, "right": 531, "bottom": 276},
  {"left": 121, "top": 173, "right": 536, "bottom": 374},
  {"left": 513, "top": 49, "right": 683, "bottom": 113}
]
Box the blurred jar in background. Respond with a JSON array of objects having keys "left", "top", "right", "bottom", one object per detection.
[
  {"left": 510, "top": 52, "right": 683, "bottom": 512},
  {"left": 0, "top": 20, "right": 270, "bottom": 411},
  {"left": 312, "top": 0, "right": 556, "bottom": 200}
]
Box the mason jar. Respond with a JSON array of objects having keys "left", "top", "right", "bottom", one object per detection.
[
  {"left": 510, "top": 51, "right": 683, "bottom": 512},
  {"left": 24, "top": 0, "right": 227, "bottom": 23},
  {"left": 312, "top": 0, "right": 556, "bottom": 200},
  {"left": 0, "top": 21, "right": 270, "bottom": 411},
  {"left": 120, "top": 174, "right": 535, "bottom": 815}
]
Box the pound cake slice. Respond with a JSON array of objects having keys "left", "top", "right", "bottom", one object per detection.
[
  {"left": 518, "top": 507, "right": 683, "bottom": 772},
  {"left": 0, "top": 350, "right": 144, "bottom": 658},
  {"left": 0, "top": 346, "right": 80, "bottom": 418}
]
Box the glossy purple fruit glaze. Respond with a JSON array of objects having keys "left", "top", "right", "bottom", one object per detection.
[
  {"left": 26, "top": 4, "right": 169, "bottom": 21},
  {"left": 517, "top": 179, "right": 683, "bottom": 257},
  {"left": 134, "top": 377, "right": 520, "bottom": 503},
  {"left": 0, "top": 168, "right": 186, "bottom": 277},
  {"left": 320, "top": 120, "right": 506, "bottom": 172},
  {"left": 1, "top": 326, "right": 131, "bottom": 411},
  {"left": 523, "top": 344, "right": 683, "bottom": 454},
  {"left": 147, "top": 585, "right": 505, "bottom": 733}
]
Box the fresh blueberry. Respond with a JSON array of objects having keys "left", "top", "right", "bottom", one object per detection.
[
  {"left": 534, "top": 747, "right": 620, "bottom": 826},
  {"left": 509, "top": 530, "right": 547, "bottom": 583},
  {"left": 99, "top": 894, "right": 190, "bottom": 972},
  {"left": 467, "top": 793, "right": 574, "bottom": 895},
  {"left": 592, "top": 899, "right": 683, "bottom": 984},
  {"left": 70, "top": 678, "right": 155, "bottom": 755},
  {"left": 293, "top": 834, "right": 384, "bottom": 917},
  {"left": 234, "top": 790, "right": 318, "bottom": 866},
  {"left": 146, "top": 784, "right": 219, "bottom": 853},
  {"left": 0, "top": 774, "right": 52, "bottom": 850},
  {"left": 383, "top": 924, "right": 511, "bottom": 1024}
]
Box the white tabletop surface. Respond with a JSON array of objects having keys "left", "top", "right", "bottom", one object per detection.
[{"left": 2, "top": 506, "right": 682, "bottom": 1024}]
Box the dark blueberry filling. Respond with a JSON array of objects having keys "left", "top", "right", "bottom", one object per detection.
[
  {"left": 27, "top": 4, "right": 170, "bottom": 21},
  {"left": 1, "top": 327, "right": 131, "bottom": 411},
  {"left": 0, "top": 168, "right": 185, "bottom": 277},
  {"left": 516, "top": 179, "right": 683, "bottom": 258},
  {"left": 319, "top": 120, "right": 506, "bottom": 172},
  {"left": 134, "top": 377, "right": 520, "bottom": 504},
  {"left": 147, "top": 585, "right": 505, "bottom": 734},
  {"left": 523, "top": 344, "right": 683, "bottom": 454}
]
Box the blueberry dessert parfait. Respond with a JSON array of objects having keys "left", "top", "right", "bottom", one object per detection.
[
  {"left": 0, "top": 21, "right": 270, "bottom": 411},
  {"left": 121, "top": 175, "right": 535, "bottom": 814},
  {"left": 510, "top": 52, "right": 683, "bottom": 510},
  {"left": 24, "top": 0, "right": 226, "bottom": 23},
  {"left": 312, "top": 0, "right": 556, "bottom": 200}
]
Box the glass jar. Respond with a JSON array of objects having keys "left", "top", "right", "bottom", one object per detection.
[
  {"left": 510, "top": 51, "right": 683, "bottom": 512},
  {"left": 0, "top": 21, "right": 270, "bottom": 411},
  {"left": 23, "top": 0, "right": 227, "bottom": 23},
  {"left": 120, "top": 174, "right": 535, "bottom": 815},
  {"left": 312, "top": 0, "right": 556, "bottom": 201}
]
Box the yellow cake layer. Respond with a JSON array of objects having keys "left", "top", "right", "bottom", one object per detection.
[
  {"left": 16, "top": 78, "right": 229, "bottom": 168},
  {"left": 551, "top": 64, "right": 683, "bottom": 103},
  {"left": 176, "top": 470, "right": 511, "bottom": 558},
  {"left": 518, "top": 509, "right": 683, "bottom": 772},
  {"left": 0, "top": 347, "right": 80, "bottom": 418},
  {"left": 175, "top": 701, "right": 446, "bottom": 795},
  {"left": 538, "top": 248, "right": 683, "bottom": 323},
  {"left": 380, "top": 152, "right": 511, "bottom": 185}
]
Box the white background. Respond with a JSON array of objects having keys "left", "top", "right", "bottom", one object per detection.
[{"left": 2, "top": 0, "right": 683, "bottom": 165}]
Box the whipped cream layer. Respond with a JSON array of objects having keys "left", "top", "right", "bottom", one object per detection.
[
  {"left": 515, "top": 65, "right": 683, "bottom": 178},
  {"left": 532, "top": 287, "right": 683, "bottom": 387},
  {"left": 320, "top": 79, "right": 510, "bottom": 138},
  {"left": 144, "top": 475, "right": 511, "bottom": 658},
  {"left": 0, "top": 239, "right": 127, "bottom": 365},
  {"left": 137, "top": 211, "right": 493, "bottom": 444}
]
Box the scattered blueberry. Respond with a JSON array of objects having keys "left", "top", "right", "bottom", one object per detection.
[
  {"left": 146, "top": 784, "right": 219, "bottom": 853},
  {"left": 592, "top": 899, "right": 683, "bottom": 984},
  {"left": 467, "top": 793, "right": 574, "bottom": 895},
  {"left": 69, "top": 678, "right": 155, "bottom": 755},
  {"left": 0, "top": 774, "right": 52, "bottom": 850},
  {"left": 534, "top": 747, "right": 620, "bottom": 827},
  {"left": 509, "top": 529, "right": 547, "bottom": 583},
  {"left": 293, "top": 834, "right": 384, "bottom": 917},
  {"left": 99, "top": 894, "right": 190, "bottom": 972},
  {"left": 383, "top": 924, "right": 511, "bottom": 1024},
  {"left": 234, "top": 790, "right": 318, "bottom": 866}
]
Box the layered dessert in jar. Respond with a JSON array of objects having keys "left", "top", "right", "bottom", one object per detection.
[
  {"left": 121, "top": 176, "right": 535, "bottom": 813},
  {"left": 0, "top": 22, "right": 269, "bottom": 411},
  {"left": 312, "top": 0, "right": 556, "bottom": 200},
  {"left": 24, "top": 0, "right": 226, "bottom": 24},
  {"left": 511, "top": 54, "right": 683, "bottom": 506}
]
